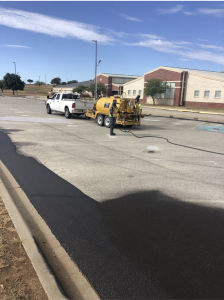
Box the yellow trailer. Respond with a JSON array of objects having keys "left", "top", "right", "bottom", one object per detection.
[{"left": 85, "top": 95, "right": 141, "bottom": 127}]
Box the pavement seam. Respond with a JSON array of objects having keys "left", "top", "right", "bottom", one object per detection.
[{"left": 0, "top": 160, "right": 100, "bottom": 300}]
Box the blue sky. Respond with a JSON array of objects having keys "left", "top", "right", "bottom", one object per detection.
[{"left": 1, "top": 1, "right": 224, "bottom": 84}]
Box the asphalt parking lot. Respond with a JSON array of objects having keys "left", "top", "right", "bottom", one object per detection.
[
  {"left": 1, "top": 96, "right": 224, "bottom": 299},
  {"left": 0, "top": 96, "right": 223, "bottom": 205}
]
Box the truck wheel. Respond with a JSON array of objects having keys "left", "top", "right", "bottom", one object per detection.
[
  {"left": 97, "top": 114, "right": 104, "bottom": 126},
  {"left": 65, "top": 107, "right": 71, "bottom": 119},
  {"left": 46, "top": 105, "right": 51, "bottom": 114},
  {"left": 104, "top": 116, "right": 110, "bottom": 128}
]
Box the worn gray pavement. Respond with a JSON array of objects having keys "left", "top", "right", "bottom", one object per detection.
[{"left": 0, "top": 96, "right": 224, "bottom": 299}]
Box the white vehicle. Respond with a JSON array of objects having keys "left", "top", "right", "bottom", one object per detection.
[{"left": 46, "top": 93, "right": 94, "bottom": 119}]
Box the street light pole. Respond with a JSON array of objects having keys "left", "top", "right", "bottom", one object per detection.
[{"left": 92, "top": 40, "right": 97, "bottom": 102}]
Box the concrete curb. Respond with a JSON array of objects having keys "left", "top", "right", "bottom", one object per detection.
[
  {"left": 0, "top": 163, "right": 68, "bottom": 300},
  {"left": 142, "top": 105, "right": 224, "bottom": 116},
  {"left": 0, "top": 160, "right": 100, "bottom": 300}
]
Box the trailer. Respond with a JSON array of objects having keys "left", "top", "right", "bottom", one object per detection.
[{"left": 85, "top": 95, "right": 141, "bottom": 127}]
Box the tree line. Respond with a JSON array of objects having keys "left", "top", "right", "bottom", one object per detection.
[{"left": 0, "top": 72, "right": 170, "bottom": 105}]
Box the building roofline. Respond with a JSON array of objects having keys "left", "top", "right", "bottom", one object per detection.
[
  {"left": 97, "top": 73, "right": 141, "bottom": 78},
  {"left": 123, "top": 76, "right": 144, "bottom": 86}
]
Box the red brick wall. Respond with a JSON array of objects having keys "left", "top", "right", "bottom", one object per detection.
[
  {"left": 144, "top": 69, "right": 182, "bottom": 82},
  {"left": 143, "top": 68, "right": 183, "bottom": 106},
  {"left": 94, "top": 75, "right": 113, "bottom": 96}
]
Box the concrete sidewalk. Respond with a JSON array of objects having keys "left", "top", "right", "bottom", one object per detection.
[{"left": 142, "top": 105, "right": 224, "bottom": 124}]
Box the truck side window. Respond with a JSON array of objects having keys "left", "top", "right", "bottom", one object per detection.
[
  {"left": 52, "top": 94, "right": 57, "bottom": 99},
  {"left": 56, "top": 94, "right": 60, "bottom": 100}
]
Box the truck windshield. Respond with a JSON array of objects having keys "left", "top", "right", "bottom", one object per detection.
[{"left": 62, "top": 94, "right": 80, "bottom": 99}]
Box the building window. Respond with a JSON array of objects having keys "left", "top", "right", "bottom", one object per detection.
[
  {"left": 204, "top": 91, "right": 210, "bottom": 98},
  {"left": 194, "top": 90, "right": 199, "bottom": 97},
  {"left": 157, "top": 82, "right": 175, "bottom": 99},
  {"left": 138, "top": 90, "right": 142, "bottom": 95},
  {"left": 215, "top": 91, "right": 221, "bottom": 98},
  {"left": 133, "top": 90, "right": 136, "bottom": 96},
  {"left": 128, "top": 90, "right": 131, "bottom": 95}
]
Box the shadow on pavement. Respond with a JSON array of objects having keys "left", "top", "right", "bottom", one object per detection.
[
  {"left": 1, "top": 131, "right": 224, "bottom": 299},
  {"left": 99, "top": 191, "right": 224, "bottom": 299}
]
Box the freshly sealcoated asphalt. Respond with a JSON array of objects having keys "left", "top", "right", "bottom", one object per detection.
[{"left": 1, "top": 130, "right": 224, "bottom": 299}]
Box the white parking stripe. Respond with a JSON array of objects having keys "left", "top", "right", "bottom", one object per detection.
[{"left": 144, "top": 119, "right": 160, "bottom": 122}]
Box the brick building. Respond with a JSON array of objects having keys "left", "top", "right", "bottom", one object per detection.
[
  {"left": 123, "top": 66, "right": 224, "bottom": 109},
  {"left": 95, "top": 73, "right": 141, "bottom": 97}
]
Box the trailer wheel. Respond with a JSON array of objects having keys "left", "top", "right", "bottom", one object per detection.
[
  {"left": 104, "top": 116, "right": 110, "bottom": 128},
  {"left": 97, "top": 114, "right": 104, "bottom": 126},
  {"left": 65, "top": 107, "right": 71, "bottom": 119}
]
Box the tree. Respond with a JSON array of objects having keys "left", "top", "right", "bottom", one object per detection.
[
  {"left": 67, "top": 80, "right": 78, "bottom": 84},
  {"left": 144, "top": 79, "right": 170, "bottom": 105},
  {"left": 3, "top": 73, "right": 25, "bottom": 95},
  {"left": 35, "top": 81, "right": 45, "bottom": 87},
  {"left": 0, "top": 80, "right": 5, "bottom": 92},
  {"left": 61, "top": 82, "right": 67, "bottom": 85},
  {"left": 88, "top": 83, "right": 107, "bottom": 96},
  {"left": 51, "top": 77, "right": 61, "bottom": 85},
  {"left": 27, "top": 79, "right": 33, "bottom": 84},
  {"left": 73, "top": 85, "right": 88, "bottom": 96}
]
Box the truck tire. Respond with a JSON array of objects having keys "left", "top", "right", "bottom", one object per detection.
[
  {"left": 46, "top": 104, "right": 51, "bottom": 114},
  {"left": 104, "top": 115, "right": 110, "bottom": 128},
  {"left": 65, "top": 107, "right": 71, "bottom": 119},
  {"left": 97, "top": 114, "right": 104, "bottom": 126}
]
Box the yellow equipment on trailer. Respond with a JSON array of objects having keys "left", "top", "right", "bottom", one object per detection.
[{"left": 85, "top": 95, "right": 141, "bottom": 127}]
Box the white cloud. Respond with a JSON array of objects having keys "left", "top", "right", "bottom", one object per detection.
[
  {"left": 119, "top": 13, "right": 143, "bottom": 22},
  {"left": 198, "top": 8, "right": 224, "bottom": 17},
  {"left": 183, "top": 11, "right": 196, "bottom": 15},
  {"left": 125, "top": 37, "right": 224, "bottom": 65},
  {"left": 198, "top": 44, "right": 224, "bottom": 51},
  {"left": 2, "top": 44, "right": 32, "bottom": 48},
  {"left": 157, "top": 5, "right": 183, "bottom": 14},
  {"left": 0, "top": 6, "right": 115, "bottom": 44},
  {"left": 179, "top": 58, "right": 191, "bottom": 61},
  {"left": 137, "top": 33, "right": 164, "bottom": 40}
]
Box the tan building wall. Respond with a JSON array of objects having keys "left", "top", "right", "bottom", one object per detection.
[
  {"left": 123, "top": 77, "right": 144, "bottom": 100},
  {"left": 184, "top": 73, "right": 224, "bottom": 105},
  {"left": 146, "top": 96, "right": 174, "bottom": 106}
]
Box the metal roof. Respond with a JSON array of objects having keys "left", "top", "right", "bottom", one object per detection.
[
  {"left": 56, "top": 80, "right": 94, "bottom": 88},
  {"left": 164, "top": 66, "right": 224, "bottom": 80},
  {"left": 99, "top": 73, "right": 141, "bottom": 78}
]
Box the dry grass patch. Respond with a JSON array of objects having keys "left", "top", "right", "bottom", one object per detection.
[{"left": 0, "top": 84, "right": 53, "bottom": 97}]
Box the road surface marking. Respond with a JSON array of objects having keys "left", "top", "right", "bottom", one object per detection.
[
  {"left": 0, "top": 116, "right": 71, "bottom": 124},
  {"left": 144, "top": 119, "right": 160, "bottom": 122},
  {"left": 196, "top": 125, "right": 224, "bottom": 134},
  {"left": 67, "top": 125, "right": 78, "bottom": 127}
]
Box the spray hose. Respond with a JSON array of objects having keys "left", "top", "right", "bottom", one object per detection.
[{"left": 115, "top": 115, "right": 224, "bottom": 157}]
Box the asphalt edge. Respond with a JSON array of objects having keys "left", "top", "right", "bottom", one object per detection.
[
  {"left": 0, "top": 160, "right": 100, "bottom": 300},
  {"left": 0, "top": 162, "right": 68, "bottom": 300}
]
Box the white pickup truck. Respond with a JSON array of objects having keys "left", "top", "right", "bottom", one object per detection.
[{"left": 46, "top": 93, "right": 94, "bottom": 119}]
